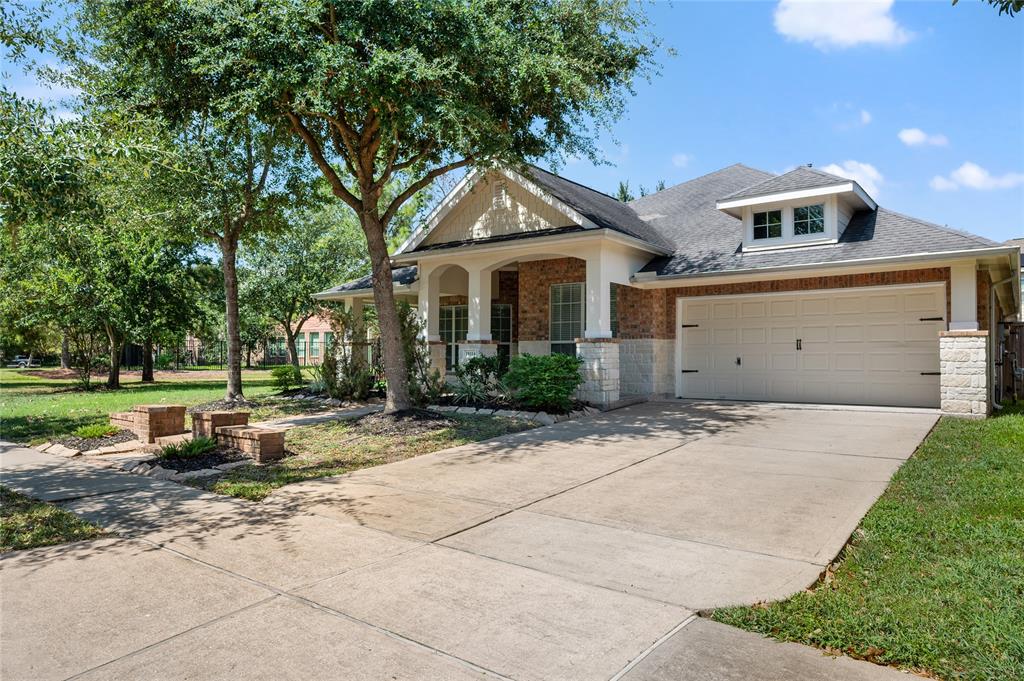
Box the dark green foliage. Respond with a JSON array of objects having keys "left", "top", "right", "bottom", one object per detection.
[
  {"left": 72, "top": 423, "right": 118, "bottom": 439},
  {"left": 271, "top": 365, "right": 303, "bottom": 391},
  {"left": 504, "top": 354, "right": 583, "bottom": 413},
  {"left": 397, "top": 302, "right": 445, "bottom": 407},
  {"left": 160, "top": 436, "right": 217, "bottom": 460},
  {"left": 452, "top": 355, "right": 508, "bottom": 407},
  {"left": 953, "top": 0, "right": 1023, "bottom": 16}
]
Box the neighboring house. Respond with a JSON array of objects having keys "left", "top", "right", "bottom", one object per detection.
[
  {"left": 316, "top": 164, "right": 1021, "bottom": 417},
  {"left": 266, "top": 314, "right": 334, "bottom": 366}
]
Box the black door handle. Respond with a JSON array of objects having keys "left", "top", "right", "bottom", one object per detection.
[
  {"left": 735, "top": 357, "right": 741, "bottom": 366},
  {"left": 796, "top": 339, "right": 802, "bottom": 351}
]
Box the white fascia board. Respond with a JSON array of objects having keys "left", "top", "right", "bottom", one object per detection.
[
  {"left": 631, "top": 246, "right": 1019, "bottom": 288},
  {"left": 393, "top": 228, "right": 667, "bottom": 264},
  {"left": 716, "top": 182, "right": 877, "bottom": 214},
  {"left": 395, "top": 166, "right": 598, "bottom": 256}
]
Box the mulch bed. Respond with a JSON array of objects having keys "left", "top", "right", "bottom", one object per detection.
[
  {"left": 50, "top": 429, "right": 137, "bottom": 452},
  {"left": 155, "top": 447, "right": 249, "bottom": 473},
  {"left": 354, "top": 409, "right": 457, "bottom": 436},
  {"left": 186, "top": 398, "right": 260, "bottom": 414}
]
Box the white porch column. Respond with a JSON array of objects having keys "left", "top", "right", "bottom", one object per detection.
[
  {"left": 416, "top": 263, "right": 441, "bottom": 342},
  {"left": 950, "top": 263, "right": 979, "bottom": 331},
  {"left": 584, "top": 251, "right": 614, "bottom": 339},
  {"left": 466, "top": 265, "right": 493, "bottom": 341}
]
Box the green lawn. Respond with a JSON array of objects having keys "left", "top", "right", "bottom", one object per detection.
[
  {"left": 192, "top": 414, "right": 536, "bottom": 501},
  {"left": 0, "top": 368, "right": 277, "bottom": 444},
  {"left": 713, "top": 403, "right": 1024, "bottom": 681},
  {"left": 1, "top": 487, "right": 107, "bottom": 552}
]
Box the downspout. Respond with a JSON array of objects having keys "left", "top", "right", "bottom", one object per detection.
[{"left": 990, "top": 272, "right": 1016, "bottom": 408}]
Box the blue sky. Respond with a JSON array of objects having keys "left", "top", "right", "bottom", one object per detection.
[
  {"left": 557, "top": 0, "right": 1024, "bottom": 243},
  {"left": 5, "top": 0, "right": 1023, "bottom": 242}
]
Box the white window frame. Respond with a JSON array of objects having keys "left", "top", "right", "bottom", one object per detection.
[
  {"left": 793, "top": 203, "right": 825, "bottom": 237},
  {"left": 550, "top": 282, "right": 584, "bottom": 356},
  {"left": 751, "top": 209, "right": 783, "bottom": 241}
]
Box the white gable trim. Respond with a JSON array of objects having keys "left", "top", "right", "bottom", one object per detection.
[
  {"left": 716, "top": 181, "right": 877, "bottom": 216},
  {"left": 395, "top": 167, "right": 596, "bottom": 255}
]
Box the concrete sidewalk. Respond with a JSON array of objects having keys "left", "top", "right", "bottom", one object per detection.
[{"left": 1, "top": 402, "right": 930, "bottom": 680}]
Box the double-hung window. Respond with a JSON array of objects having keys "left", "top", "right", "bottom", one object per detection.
[
  {"left": 550, "top": 282, "right": 584, "bottom": 356},
  {"left": 752, "top": 209, "right": 782, "bottom": 240},
  {"left": 609, "top": 284, "right": 619, "bottom": 338},
  {"left": 794, "top": 204, "right": 825, "bottom": 235}
]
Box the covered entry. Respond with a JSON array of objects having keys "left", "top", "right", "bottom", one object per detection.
[{"left": 675, "top": 283, "right": 947, "bottom": 408}]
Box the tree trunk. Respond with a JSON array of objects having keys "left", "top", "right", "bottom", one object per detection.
[
  {"left": 285, "top": 325, "right": 301, "bottom": 370},
  {"left": 61, "top": 334, "right": 70, "bottom": 369},
  {"left": 141, "top": 338, "right": 155, "bottom": 382},
  {"left": 362, "top": 213, "right": 411, "bottom": 413},
  {"left": 105, "top": 325, "right": 122, "bottom": 389},
  {"left": 245, "top": 345, "right": 252, "bottom": 368},
  {"left": 221, "top": 236, "right": 244, "bottom": 401}
]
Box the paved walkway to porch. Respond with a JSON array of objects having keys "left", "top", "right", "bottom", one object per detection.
[{"left": 1, "top": 401, "right": 936, "bottom": 680}]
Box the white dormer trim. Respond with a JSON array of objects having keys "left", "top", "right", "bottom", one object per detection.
[
  {"left": 716, "top": 181, "right": 877, "bottom": 217},
  {"left": 394, "top": 167, "right": 597, "bottom": 255}
]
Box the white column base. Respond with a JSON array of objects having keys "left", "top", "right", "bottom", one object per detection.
[
  {"left": 458, "top": 341, "right": 498, "bottom": 363},
  {"left": 575, "top": 339, "right": 620, "bottom": 407},
  {"left": 428, "top": 341, "right": 447, "bottom": 379},
  {"left": 939, "top": 330, "right": 990, "bottom": 419}
]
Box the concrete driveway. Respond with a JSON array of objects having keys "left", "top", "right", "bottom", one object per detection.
[{"left": 1, "top": 401, "right": 937, "bottom": 680}]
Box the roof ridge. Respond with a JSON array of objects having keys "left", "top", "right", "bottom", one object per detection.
[
  {"left": 629, "top": 163, "right": 775, "bottom": 206},
  {"left": 525, "top": 164, "right": 625, "bottom": 204}
]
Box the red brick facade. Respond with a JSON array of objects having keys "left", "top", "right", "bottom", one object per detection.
[
  {"left": 515, "top": 261, "right": 956, "bottom": 342},
  {"left": 518, "top": 257, "right": 586, "bottom": 341}
]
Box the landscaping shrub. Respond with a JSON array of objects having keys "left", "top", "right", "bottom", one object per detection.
[
  {"left": 504, "top": 354, "right": 583, "bottom": 413},
  {"left": 397, "top": 302, "right": 445, "bottom": 406},
  {"left": 161, "top": 436, "right": 217, "bottom": 459},
  {"left": 321, "top": 305, "right": 376, "bottom": 401},
  {"left": 452, "top": 355, "right": 505, "bottom": 406},
  {"left": 271, "top": 365, "right": 304, "bottom": 391},
  {"left": 154, "top": 353, "right": 175, "bottom": 370},
  {"left": 73, "top": 423, "right": 119, "bottom": 439}
]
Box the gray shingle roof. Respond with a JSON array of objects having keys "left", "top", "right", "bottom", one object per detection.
[
  {"left": 316, "top": 266, "right": 418, "bottom": 296},
  {"left": 521, "top": 165, "right": 675, "bottom": 251},
  {"left": 719, "top": 165, "right": 853, "bottom": 202}
]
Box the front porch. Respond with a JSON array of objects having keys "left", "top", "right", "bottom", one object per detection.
[{"left": 328, "top": 244, "right": 653, "bottom": 407}]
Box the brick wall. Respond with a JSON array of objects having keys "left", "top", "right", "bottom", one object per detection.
[
  {"left": 609, "top": 268, "right": 953, "bottom": 341},
  {"left": 518, "top": 257, "right": 586, "bottom": 341},
  {"left": 939, "top": 330, "right": 990, "bottom": 418},
  {"left": 977, "top": 270, "right": 991, "bottom": 331}
]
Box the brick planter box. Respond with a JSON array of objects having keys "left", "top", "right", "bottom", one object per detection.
[
  {"left": 215, "top": 426, "right": 286, "bottom": 463},
  {"left": 192, "top": 411, "right": 250, "bottom": 438},
  {"left": 110, "top": 405, "right": 186, "bottom": 443}
]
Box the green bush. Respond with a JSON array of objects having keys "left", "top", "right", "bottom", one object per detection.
[
  {"left": 154, "top": 353, "right": 175, "bottom": 370},
  {"left": 504, "top": 353, "right": 583, "bottom": 413},
  {"left": 452, "top": 355, "right": 503, "bottom": 406},
  {"left": 271, "top": 364, "right": 304, "bottom": 391},
  {"left": 161, "top": 436, "right": 217, "bottom": 459},
  {"left": 73, "top": 423, "right": 119, "bottom": 439}
]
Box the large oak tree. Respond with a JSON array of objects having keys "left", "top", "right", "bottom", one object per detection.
[{"left": 77, "top": 0, "right": 656, "bottom": 411}]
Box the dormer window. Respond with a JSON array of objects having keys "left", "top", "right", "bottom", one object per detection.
[
  {"left": 794, "top": 204, "right": 825, "bottom": 236},
  {"left": 752, "top": 210, "right": 782, "bottom": 240}
]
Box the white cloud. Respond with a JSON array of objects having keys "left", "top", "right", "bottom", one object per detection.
[
  {"left": 774, "top": 0, "right": 913, "bottom": 51},
  {"left": 860, "top": 109, "right": 872, "bottom": 125},
  {"left": 671, "top": 153, "right": 692, "bottom": 168},
  {"left": 898, "top": 128, "right": 948, "bottom": 147},
  {"left": 820, "top": 160, "right": 884, "bottom": 196},
  {"left": 930, "top": 176, "right": 959, "bottom": 192},
  {"left": 931, "top": 162, "right": 1024, "bottom": 192}
]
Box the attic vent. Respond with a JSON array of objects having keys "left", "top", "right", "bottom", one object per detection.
[{"left": 492, "top": 181, "right": 509, "bottom": 209}]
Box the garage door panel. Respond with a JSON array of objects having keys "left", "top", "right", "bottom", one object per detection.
[
  {"left": 867, "top": 294, "right": 899, "bottom": 313},
  {"left": 834, "top": 325, "right": 863, "bottom": 342},
  {"left": 801, "top": 326, "right": 829, "bottom": 343},
  {"left": 741, "top": 327, "right": 766, "bottom": 344},
  {"left": 770, "top": 300, "right": 797, "bottom": 317},
  {"left": 679, "top": 285, "right": 943, "bottom": 408},
  {"left": 801, "top": 353, "right": 830, "bottom": 371}
]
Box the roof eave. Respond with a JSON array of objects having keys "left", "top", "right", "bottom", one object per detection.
[
  {"left": 632, "top": 245, "right": 1018, "bottom": 285},
  {"left": 715, "top": 181, "right": 877, "bottom": 217}
]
